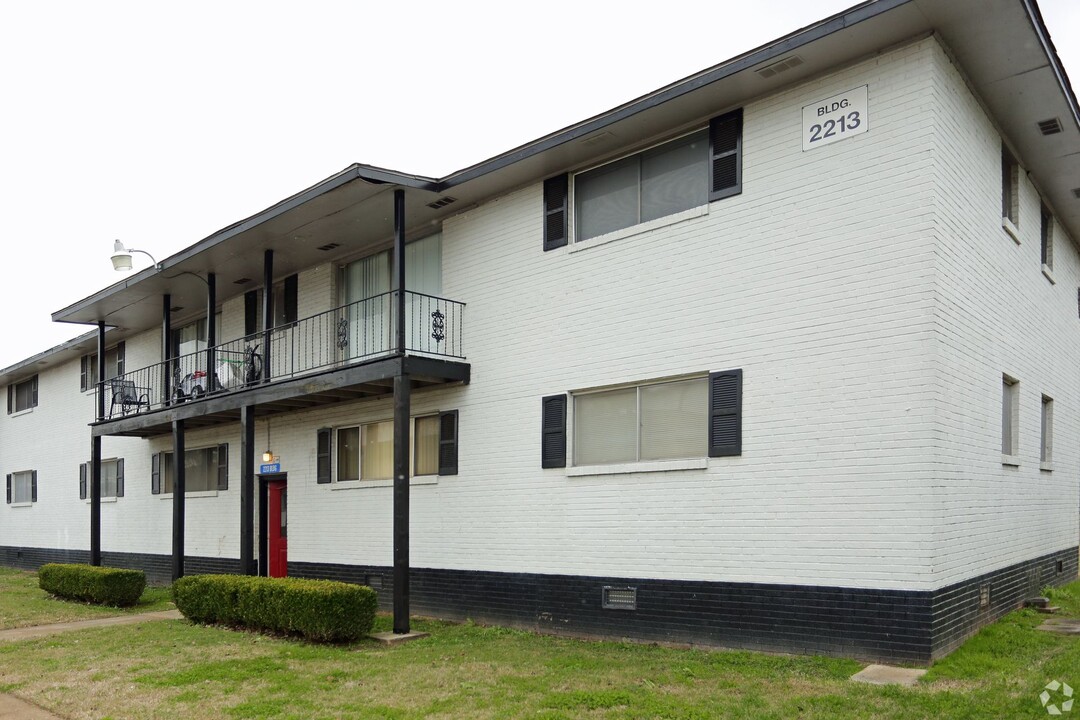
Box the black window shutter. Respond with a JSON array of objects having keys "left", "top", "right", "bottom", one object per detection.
[
  {"left": 7, "top": 385, "right": 12, "bottom": 414},
  {"left": 284, "top": 274, "right": 299, "bottom": 324},
  {"left": 80, "top": 463, "right": 88, "bottom": 500},
  {"left": 438, "top": 410, "right": 459, "bottom": 476},
  {"left": 80, "top": 356, "right": 89, "bottom": 392},
  {"left": 31, "top": 470, "right": 37, "bottom": 503},
  {"left": 151, "top": 453, "right": 161, "bottom": 495},
  {"left": 217, "top": 444, "right": 229, "bottom": 491},
  {"left": 541, "top": 394, "right": 567, "bottom": 468},
  {"left": 116, "top": 458, "right": 125, "bottom": 498},
  {"left": 709, "top": 109, "right": 743, "bottom": 202},
  {"left": 6, "top": 474, "right": 11, "bottom": 503},
  {"left": 543, "top": 175, "right": 569, "bottom": 251},
  {"left": 245, "top": 290, "right": 259, "bottom": 336},
  {"left": 316, "top": 428, "right": 332, "bottom": 484},
  {"left": 31, "top": 376, "right": 38, "bottom": 408},
  {"left": 708, "top": 369, "right": 743, "bottom": 457},
  {"left": 116, "top": 342, "right": 126, "bottom": 377}
]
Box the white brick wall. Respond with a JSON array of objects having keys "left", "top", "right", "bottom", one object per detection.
[
  {"left": 2, "top": 35, "right": 1076, "bottom": 595},
  {"left": 927, "top": 41, "right": 1080, "bottom": 587}
]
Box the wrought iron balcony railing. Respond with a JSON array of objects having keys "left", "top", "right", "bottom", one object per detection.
[{"left": 97, "top": 291, "right": 464, "bottom": 421}]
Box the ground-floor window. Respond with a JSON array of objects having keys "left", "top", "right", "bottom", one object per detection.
[
  {"left": 337, "top": 415, "right": 440, "bottom": 482},
  {"left": 6, "top": 470, "right": 35, "bottom": 504},
  {"left": 159, "top": 445, "right": 226, "bottom": 493},
  {"left": 574, "top": 377, "right": 708, "bottom": 465}
]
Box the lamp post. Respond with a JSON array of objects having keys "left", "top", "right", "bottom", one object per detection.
[
  {"left": 110, "top": 240, "right": 161, "bottom": 271},
  {"left": 109, "top": 241, "right": 216, "bottom": 392}
]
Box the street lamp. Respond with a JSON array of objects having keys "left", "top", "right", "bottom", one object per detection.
[{"left": 110, "top": 240, "right": 161, "bottom": 271}]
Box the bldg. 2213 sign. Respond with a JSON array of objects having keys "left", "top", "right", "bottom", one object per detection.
[{"left": 802, "top": 85, "right": 869, "bottom": 151}]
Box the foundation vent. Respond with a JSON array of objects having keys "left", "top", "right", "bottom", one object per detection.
[
  {"left": 426, "top": 196, "right": 457, "bottom": 210},
  {"left": 756, "top": 55, "right": 804, "bottom": 79},
  {"left": 1038, "top": 118, "right": 1063, "bottom": 136},
  {"left": 317, "top": 242, "right": 342, "bottom": 252},
  {"left": 602, "top": 586, "right": 637, "bottom": 611}
]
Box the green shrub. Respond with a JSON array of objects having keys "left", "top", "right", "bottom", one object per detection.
[
  {"left": 173, "top": 574, "right": 377, "bottom": 643},
  {"left": 38, "top": 563, "right": 146, "bottom": 607}
]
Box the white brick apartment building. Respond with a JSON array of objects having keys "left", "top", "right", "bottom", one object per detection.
[{"left": 1, "top": 0, "right": 1078, "bottom": 663}]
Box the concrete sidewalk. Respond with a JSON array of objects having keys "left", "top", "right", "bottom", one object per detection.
[
  {"left": 0, "top": 609, "right": 182, "bottom": 642},
  {"left": 0, "top": 608, "right": 184, "bottom": 718},
  {"left": 0, "top": 693, "right": 64, "bottom": 719}
]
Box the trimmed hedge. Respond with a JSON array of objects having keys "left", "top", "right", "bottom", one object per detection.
[
  {"left": 172, "top": 574, "right": 378, "bottom": 643},
  {"left": 38, "top": 563, "right": 146, "bottom": 607}
]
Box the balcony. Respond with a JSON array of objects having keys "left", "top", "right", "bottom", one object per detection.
[{"left": 94, "top": 291, "right": 467, "bottom": 437}]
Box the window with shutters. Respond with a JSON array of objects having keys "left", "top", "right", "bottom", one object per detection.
[
  {"left": 159, "top": 445, "right": 227, "bottom": 494},
  {"left": 80, "top": 459, "right": 123, "bottom": 500},
  {"left": 1002, "top": 374, "right": 1019, "bottom": 463},
  {"left": 333, "top": 414, "right": 453, "bottom": 483},
  {"left": 1002, "top": 144, "right": 1020, "bottom": 241},
  {"left": 81, "top": 344, "right": 125, "bottom": 392},
  {"left": 567, "top": 109, "right": 741, "bottom": 246},
  {"left": 7, "top": 375, "right": 38, "bottom": 414},
  {"left": 7, "top": 470, "right": 35, "bottom": 505},
  {"left": 243, "top": 274, "right": 299, "bottom": 336},
  {"left": 573, "top": 378, "right": 708, "bottom": 465},
  {"left": 1041, "top": 204, "right": 1054, "bottom": 276}
]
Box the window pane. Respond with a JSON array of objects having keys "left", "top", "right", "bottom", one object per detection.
[
  {"left": 105, "top": 347, "right": 121, "bottom": 380},
  {"left": 575, "top": 156, "right": 639, "bottom": 241},
  {"left": 163, "top": 454, "right": 173, "bottom": 494},
  {"left": 102, "top": 461, "right": 118, "bottom": 498},
  {"left": 12, "top": 472, "right": 31, "bottom": 503},
  {"left": 1001, "top": 379, "right": 1014, "bottom": 455},
  {"left": 574, "top": 388, "right": 637, "bottom": 465},
  {"left": 640, "top": 379, "right": 708, "bottom": 460},
  {"left": 362, "top": 420, "right": 393, "bottom": 480},
  {"left": 15, "top": 380, "right": 33, "bottom": 411},
  {"left": 185, "top": 447, "right": 216, "bottom": 492},
  {"left": 641, "top": 130, "right": 708, "bottom": 222},
  {"left": 414, "top": 416, "right": 440, "bottom": 476},
  {"left": 337, "top": 427, "right": 360, "bottom": 481}
]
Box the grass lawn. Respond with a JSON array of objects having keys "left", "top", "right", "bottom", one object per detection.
[
  {"left": 0, "top": 567, "right": 173, "bottom": 630},
  {"left": 0, "top": 572, "right": 1077, "bottom": 719}
]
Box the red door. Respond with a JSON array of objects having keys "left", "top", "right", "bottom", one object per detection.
[{"left": 268, "top": 480, "right": 287, "bottom": 578}]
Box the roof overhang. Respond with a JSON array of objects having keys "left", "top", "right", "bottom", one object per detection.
[{"left": 47, "top": 0, "right": 1079, "bottom": 340}]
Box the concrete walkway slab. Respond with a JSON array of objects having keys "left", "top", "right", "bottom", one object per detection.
[
  {"left": 852, "top": 664, "right": 927, "bottom": 686},
  {"left": 0, "top": 609, "right": 182, "bottom": 642},
  {"left": 0, "top": 693, "right": 64, "bottom": 719},
  {"left": 369, "top": 630, "right": 430, "bottom": 646},
  {"left": 1036, "top": 618, "right": 1080, "bottom": 636}
]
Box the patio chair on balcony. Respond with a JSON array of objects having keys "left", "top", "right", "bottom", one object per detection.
[{"left": 108, "top": 378, "right": 151, "bottom": 417}]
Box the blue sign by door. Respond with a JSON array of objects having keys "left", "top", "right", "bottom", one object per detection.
[{"left": 260, "top": 463, "right": 281, "bottom": 474}]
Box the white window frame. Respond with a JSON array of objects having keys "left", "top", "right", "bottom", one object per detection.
[
  {"left": 160, "top": 445, "right": 221, "bottom": 497},
  {"left": 570, "top": 375, "right": 709, "bottom": 473},
  {"left": 332, "top": 415, "right": 441, "bottom": 488},
  {"left": 1002, "top": 374, "right": 1020, "bottom": 465},
  {"left": 1040, "top": 394, "right": 1053, "bottom": 471},
  {"left": 9, "top": 470, "right": 34, "bottom": 507},
  {"left": 570, "top": 128, "right": 710, "bottom": 247}
]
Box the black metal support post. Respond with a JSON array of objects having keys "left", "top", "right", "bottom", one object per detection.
[
  {"left": 262, "top": 250, "right": 273, "bottom": 383},
  {"left": 393, "top": 189, "right": 406, "bottom": 355},
  {"left": 240, "top": 405, "right": 256, "bottom": 575},
  {"left": 162, "top": 295, "right": 172, "bottom": 406},
  {"left": 171, "top": 419, "right": 186, "bottom": 581},
  {"left": 391, "top": 188, "right": 411, "bottom": 634},
  {"left": 206, "top": 272, "right": 216, "bottom": 390},
  {"left": 90, "top": 323, "right": 105, "bottom": 566},
  {"left": 392, "top": 373, "right": 411, "bottom": 634}
]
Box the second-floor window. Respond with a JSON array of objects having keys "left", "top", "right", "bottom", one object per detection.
[
  {"left": 574, "top": 130, "right": 709, "bottom": 242},
  {"left": 80, "top": 343, "right": 125, "bottom": 391},
  {"left": 7, "top": 376, "right": 38, "bottom": 414}
]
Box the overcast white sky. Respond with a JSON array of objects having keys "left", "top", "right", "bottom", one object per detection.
[{"left": 1, "top": 0, "right": 1077, "bottom": 369}]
